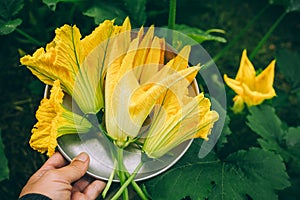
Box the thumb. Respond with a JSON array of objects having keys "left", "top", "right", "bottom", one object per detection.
[{"left": 57, "top": 152, "right": 90, "bottom": 183}]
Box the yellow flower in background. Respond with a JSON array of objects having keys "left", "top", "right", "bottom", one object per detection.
[
  {"left": 20, "top": 18, "right": 131, "bottom": 114},
  {"left": 30, "top": 80, "right": 92, "bottom": 156},
  {"left": 105, "top": 26, "right": 204, "bottom": 148},
  {"left": 142, "top": 93, "right": 219, "bottom": 159},
  {"left": 224, "top": 50, "right": 276, "bottom": 113}
]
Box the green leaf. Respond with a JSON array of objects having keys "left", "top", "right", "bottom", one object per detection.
[
  {"left": 123, "top": 0, "right": 146, "bottom": 26},
  {"left": 269, "top": 0, "right": 300, "bottom": 13},
  {"left": 276, "top": 49, "right": 300, "bottom": 92},
  {"left": 83, "top": 4, "right": 127, "bottom": 25},
  {"left": 0, "top": 18, "right": 22, "bottom": 35},
  {"left": 246, "top": 105, "right": 284, "bottom": 151},
  {"left": 174, "top": 24, "right": 227, "bottom": 44},
  {"left": 0, "top": 129, "right": 9, "bottom": 182},
  {"left": 247, "top": 105, "right": 300, "bottom": 166},
  {"left": 146, "top": 148, "right": 290, "bottom": 200},
  {"left": 0, "top": 0, "right": 24, "bottom": 19}
]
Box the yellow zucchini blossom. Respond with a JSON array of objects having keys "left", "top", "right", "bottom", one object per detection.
[
  {"left": 105, "top": 25, "right": 218, "bottom": 149},
  {"left": 30, "top": 80, "right": 93, "bottom": 156},
  {"left": 142, "top": 93, "right": 219, "bottom": 159},
  {"left": 224, "top": 50, "right": 276, "bottom": 113},
  {"left": 20, "top": 18, "right": 131, "bottom": 114}
]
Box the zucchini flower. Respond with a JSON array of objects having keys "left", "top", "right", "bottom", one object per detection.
[
  {"left": 105, "top": 26, "right": 203, "bottom": 148},
  {"left": 20, "top": 18, "right": 131, "bottom": 114},
  {"left": 224, "top": 50, "right": 276, "bottom": 113},
  {"left": 30, "top": 80, "right": 93, "bottom": 156},
  {"left": 142, "top": 91, "right": 219, "bottom": 158}
]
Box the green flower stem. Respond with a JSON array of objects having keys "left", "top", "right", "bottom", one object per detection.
[
  {"left": 123, "top": 171, "right": 149, "bottom": 200},
  {"left": 249, "top": 10, "right": 287, "bottom": 59},
  {"left": 102, "top": 160, "right": 117, "bottom": 198},
  {"left": 212, "top": 4, "right": 269, "bottom": 63},
  {"left": 15, "top": 28, "right": 44, "bottom": 46},
  {"left": 117, "top": 147, "right": 129, "bottom": 200},
  {"left": 168, "top": 0, "right": 176, "bottom": 30},
  {"left": 111, "top": 161, "right": 144, "bottom": 200}
]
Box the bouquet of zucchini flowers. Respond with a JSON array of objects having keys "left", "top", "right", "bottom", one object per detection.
[{"left": 20, "top": 17, "right": 219, "bottom": 199}]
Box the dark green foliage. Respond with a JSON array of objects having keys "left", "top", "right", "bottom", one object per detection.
[
  {"left": 0, "top": 129, "right": 9, "bottom": 182},
  {"left": 0, "top": 0, "right": 24, "bottom": 35},
  {"left": 147, "top": 148, "right": 290, "bottom": 200}
]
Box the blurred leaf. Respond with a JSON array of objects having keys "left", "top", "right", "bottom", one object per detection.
[
  {"left": 276, "top": 49, "right": 300, "bottom": 92},
  {"left": 42, "top": 0, "right": 82, "bottom": 11},
  {"left": 0, "top": 129, "right": 9, "bottom": 182},
  {"left": 285, "top": 127, "right": 300, "bottom": 158},
  {"left": 247, "top": 105, "right": 284, "bottom": 151},
  {"left": 83, "top": 3, "right": 127, "bottom": 25},
  {"left": 124, "top": 0, "right": 146, "bottom": 26},
  {"left": 0, "top": 18, "right": 22, "bottom": 35},
  {"left": 269, "top": 0, "right": 300, "bottom": 13},
  {"left": 216, "top": 114, "right": 231, "bottom": 150},
  {"left": 0, "top": 0, "right": 24, "bottom": 19},
  {"left": 174, "top": 24, "right": 227, "bottom": 44},
  {"left": 146, "top": 148, "right": 290, "bottom": 200}
]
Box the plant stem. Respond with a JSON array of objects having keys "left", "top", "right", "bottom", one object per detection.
[
  {"left": 124, "top": 170, "right": 149, "bottom": 200},
  {"left": 249, "top": 10, "right": 286, "bottom": 59},
  {"left": 111, "top": 161, "right": 144, "bottom": 200},
  {"left": 212, "top": 4, "right": 269, "bottom": 63},
  {"left": 102, "top": 160, "right": 117, "bottom": 198},
  {"left": 168, "top": 0, "right": 176, "bottom": 30},
  {"left": 116, "top": 147, "right": 129, "bottom": 200},
  {"left": 15, "top": 28, "right": 43, "bottom": 46}
]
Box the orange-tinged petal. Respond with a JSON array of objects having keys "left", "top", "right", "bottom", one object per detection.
[
  {"left": 235, "top": 49, "right": 256, "bottom": 89},
  {"left": 255, "top": 60, "right": 276, "bottom": 95}
]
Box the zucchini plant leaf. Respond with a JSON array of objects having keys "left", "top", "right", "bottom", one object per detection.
[
  {"left": 0, "top": 129, "right": 9, "bottom": 182},
  {"left": 247, "top": 105, "right": 300, "bottom": 164},
  {"left": 0, "top": 18, "right": 22, "bottom": 35},
  {"left": 83, "top": 3, "right": 127, "bottom": 25},
  {"left": 146, "top": 148, "right": 290, "bottom": 200},
  {"left": 0, "top": 0, "right": 24, "bottom": 35},
  {"left": 246, "top": 105, "right": 284, "bottom": 152},
  {"left": 42, "top": 0, "right": 81, "bottom": 11},
  {"left": 174, "top": 24, "right": 226, "bottom": 44}
]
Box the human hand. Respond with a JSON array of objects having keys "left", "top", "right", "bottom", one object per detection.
[{"left": 19, "top": 152, "right": 106, "bottom": 200}]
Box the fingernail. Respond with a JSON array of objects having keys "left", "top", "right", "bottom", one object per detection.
[{"left": 75, "top": 152, "right": 89, "bottom": 162}]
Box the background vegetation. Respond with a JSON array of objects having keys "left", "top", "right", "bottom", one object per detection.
[{"left": 0, "top": 0, "right": 299, "bottom": 199}]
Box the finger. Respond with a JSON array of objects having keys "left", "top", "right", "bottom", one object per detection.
[
  {"left": 72, "top": 175, "right": 93, "bottom": 192},
  {"left": 56, "top": 152, "right": 90, "bottom": 183},
  {"left": 32, "top": 152, "right": 68, "bottom": 178},
  {"left": 83, "top": 180, "right": 106, "bottom": 199},
  {"left": 42, "top": 152, "right": 68, "bottom": 170},
  {"left": 71, "top": 192, "right": 88, "bottom": 200}
]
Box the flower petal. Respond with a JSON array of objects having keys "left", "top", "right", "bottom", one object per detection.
[
  {"left": 255, "top": 60, "right": 276, "bottom": 96},
  {"left": 235, "top": 49, "right": 256, "bottom": 89}
]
